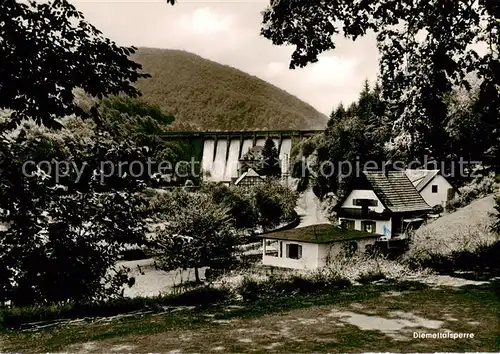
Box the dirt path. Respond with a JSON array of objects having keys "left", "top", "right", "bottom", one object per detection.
[{"left": 295, "top": 187, "right": 330, "bottom": 228}]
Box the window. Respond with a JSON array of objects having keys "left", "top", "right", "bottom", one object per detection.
[
  {"left": 353, "top": 199, "right": 378, "bottom": 207},
  {"left": 361, "top": 221, "right": 376, "bottom": 233},
  {"left": 431, "top": 185, "right": 438, "bottom": 193},
  {"left": 341, "top": 219, "right": 355, "bottom": 230},
  {"left": 265, "top": 240, "right": 279, "bottom": 257},
  {"left": 286, "top": 243, "right": 302, "bottom": 259}
]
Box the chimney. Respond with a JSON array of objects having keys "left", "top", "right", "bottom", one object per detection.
[{"left": 384, "top": 159, "right": 392, "bottom": 177}]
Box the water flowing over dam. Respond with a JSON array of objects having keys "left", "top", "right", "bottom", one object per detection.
[
  {"left": 202, "top": 136, "right": 292, "bottom": 182},
  {"left": 161, "top": 130, "right": 323, "bottom": 183},
  {"left": 201, "top": 130, "right": 319, "bottom": 182}
]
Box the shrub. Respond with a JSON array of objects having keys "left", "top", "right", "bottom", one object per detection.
[
  {"left": 229, "top": 269, "right": 351, "bottom": 302},
  {"left": 0, "top": 285, "right": 231, "bottom": 329},
  {"left": 446, "top": 172, "right": 496, "bottom": 211},
  {"left": 151, "top": 191, "right": 241, "bottom": 283},
  {"left": 431, "top": 204, "right": 444, "bottom": 214},
  {"left": 407, "top": 240, "right": 500, "bottom": 276},
  {"left": 326, "top": 254, "right": 428, "bottom": 281},
  {"left": 169, "top": 286, "right": 230, "bottom": 306},
  {"left": 356, "top": 270, "right": 387, "bottom": 284},
  {"left": 201, "top": 183, "right": 259, "bottom": 230},
  {"left": 251, "top": 180, "right": 298, "bottom": 231}
]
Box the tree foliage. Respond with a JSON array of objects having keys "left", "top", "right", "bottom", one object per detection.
[
  {"left": 251, "top": 180, "right": 298, "bottom": 231},
  {"left": 152, "top": 191, "right": 240, "bottom": 282},
  {"left": 201, "top": 183, "right": 259, "bottom": 230},
  {"left": 260, "top": 137, "right": 282, "bottom": 177},
  {"left": 312, "top": 81, "right": 392, "bottom": 196},
  {"left": 0, "top": 0, "right": 149, "bottom": 129},
  {"left": 0, "top": 134, "right": 147, "bottom": 306},
  {"left": 261, "top": 0, "right": 500, "bottom": 159}
]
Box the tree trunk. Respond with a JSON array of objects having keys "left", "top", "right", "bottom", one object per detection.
[{"left": 194, "top": 267, "right": 200, "bottom": 283}]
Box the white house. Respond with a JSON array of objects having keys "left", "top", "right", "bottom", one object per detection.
[
  {"left": 261, "top": 224, "right": 379, "bottom": 270},
  {"left": 405, "top": 169, "right": 457, "bottom": 208},
  {"left": 335, "top": 171, "right": 432, "bottom": 239},
  {"left": 233, "top": 168, "right": 266, "bottom": 189}
]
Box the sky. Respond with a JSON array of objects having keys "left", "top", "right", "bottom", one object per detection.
[{"left": 73, "top": 0, "right": 380, "bottom": 116}]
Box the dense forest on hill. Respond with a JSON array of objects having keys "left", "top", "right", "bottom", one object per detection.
[{"left": 131, "top": 48, "right": 328, "bottom": 131}]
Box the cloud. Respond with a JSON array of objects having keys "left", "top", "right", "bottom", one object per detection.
[
  {"left": 303, "top": 55, "right": 358, "bottom": 88},
  {"left": 175, "top": 7, "right": 234, "bottom": 36},
  {"left": 265, "top": 62, "right": 287, "bottom": 77}
]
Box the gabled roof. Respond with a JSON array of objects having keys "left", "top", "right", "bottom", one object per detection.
[
  {"left": 362, "top": 171, "right": 431, "bottom": 213},
  {"left": 405, "top": 169, "right": 440, "bottom": 192},
  {"left": 261, "top": 224, "right": 379, "bottom": 244},
  {"left": 234, "top": 168, "right": 264, "bottom": 185}
]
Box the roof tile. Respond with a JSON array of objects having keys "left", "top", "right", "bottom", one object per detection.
[{"left": 363, "top": 171, "right": 431, "bottom": 213}]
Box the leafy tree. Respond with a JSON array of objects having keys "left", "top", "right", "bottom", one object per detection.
[
  {"left": 0, "top": 0, "right": 150, "bottom": 130},
  {"left": 251, "top": 180, "right": 298, "bottom": 231},
  {"left": 152, "top": 191, "right": 240, "bottom": 283},
  {"left": 261, "top": 137, "right": 281, "bottom": 177},
  {"left": 201, "top": 183, "right": 259, "bottom": 230},
  {"left": 0, "top": 137, "right": 147, "bottom": 306},
  {"left": 261, "top": 0, "right": 500, "bottom": 160},
  {"left": 314, "top": 83, "right": 391, "bottom": 196}
]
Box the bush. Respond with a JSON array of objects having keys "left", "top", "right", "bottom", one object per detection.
[
  {"left": 356, "top": 270, "right": 387, "bottom": 284},
  {"left": 234, "top": 271, "right": 351, "bottom": 302},
  {"left": 250, "top": 180, "right": 298, "bottom": 231},
  {"left": 238, "top": 276, "right": 266, "bottom": 302},
  {"left": 446, "top": 172, "right": 496, "bottom": 211},
  {"left": 151, "top": 191, "right": 241, "bottom": 283},
  {"left": 407, "top": 241, "right": 500, "bottom": 276},
  {"left": 431, "top": 204, "right": 444, "bottom": 214},
  {"left": 405, "top": 222, "right": 496, "bottom": 262},
  {"left": 169, "top": 287, "right": 230, "bottom": 306},
  {"left": 201, "top": 183, "right": 258, "bottom": 230},
  {"left": 0, "top": 285, "right": 231, "bottom": 329},
  {"left": 326, "top": 254, "right": 428, "bottom": 281},
  {"left": 0, "top": 183, "right": 147, "bottom": 306}
]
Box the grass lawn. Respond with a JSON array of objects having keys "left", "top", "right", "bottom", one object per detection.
[{"left": 2, "top": 280, "right": 499, "bottom": 353}]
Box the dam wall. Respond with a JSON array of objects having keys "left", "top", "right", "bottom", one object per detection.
[{"left": 161, "top": 130, "right": 323, "bottom": 182}]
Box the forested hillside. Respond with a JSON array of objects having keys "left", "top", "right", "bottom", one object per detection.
[{"left": 132, "top": 48, "right": 328, "bottom": 131}]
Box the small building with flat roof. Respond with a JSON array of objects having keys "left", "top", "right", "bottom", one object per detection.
[{"left": 260, "top": 224, "right": 379, "bottom": 270}]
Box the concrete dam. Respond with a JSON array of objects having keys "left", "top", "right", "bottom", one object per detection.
[{"left": 161, "top": 130, "right": 323, "bottom": 182}]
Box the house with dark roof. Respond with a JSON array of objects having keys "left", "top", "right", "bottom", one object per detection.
[
  {"left": 404, "top": 169, "right": 457, "bottom": 208},
  {"left": 335, "top": 171, "right": 432, "bottom": 239},
  {"left": 260, "top": 224, "right": 379, "bottom": 269}
]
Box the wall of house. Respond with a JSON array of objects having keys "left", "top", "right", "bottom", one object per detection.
[
  {"left": 337, "top": 217, "right": 392, "bottom": 237},
  {"left": 341, "top": 189, "right": 385, "bottom": 213},
  {"left": 318, "top": 237, "right": 379, "bottom": 266},
  {"left": 262, "top": 239, "right": 320, "bottom": 270},
  {"left": 419, "top": 175, "right": 454, "bottom": 207},
  {"left": 321, "top": 236, "right": 378, "bottom": 260}
]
